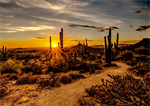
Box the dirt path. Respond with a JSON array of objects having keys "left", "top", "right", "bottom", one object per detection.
[
  {"left": 24, "top": 62, "right": 129, "bottom": 106},
  {"left": 1, "top": 62, "right": 130, "bottom": 106}
]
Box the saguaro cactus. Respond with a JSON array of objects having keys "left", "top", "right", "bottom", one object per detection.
[
  {"left": 114, "top": 33, "right": 119, "bottom": 57},
  {"left": 74, "top": 50, "right": 76, "bottom": 61},
  {"left": 85, "top": 39, "right": 88, "bottom": 54},
  {"left": 50, "top": 36, "right": 51, "bottom": 51},
  {"left": 104, "top": 36, "right": 108, "bottom": 63},
  {"left": 78, "top": 41, "right": 80, "bottom": 55},
  {"left": 2, "top": 46, "right": 7, "bottom": 61},
  {"left": 82, "top": 43, "right": 84, "bottom": 57},
  {"left": 58, "top": 42, "right": 59, "bottom": 48},
  {"left": 60, "top": 28, "right": 63, "bottom": 49},
  {"left": 104, "top": 28, "right": 119, "bottom": 64}
]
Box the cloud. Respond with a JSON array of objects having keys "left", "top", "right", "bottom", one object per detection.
[
  {"left": 69, "top": 39, "right": 103, "bottom": 42},
  {"left": 34, "top": 37, "right": 47, "bottom": 39},
  {"left": 0, "top": 25, "right": 55, "bottom": 33},
  {"left": 68, "top": 24, "right": 119, "bottom": 32},
  {"left": 130, "top": 25, "right": 133, "bottom": 27},
  {"left": 135, "top": 25, "right": 150, "bottom": 31},
  {"left": 105, "top": 26, "right": 119, "bottom": 30},
  {"left": 135, "top": 10, "right": 142, "bottom": 14},
  {"left": 68, "top": 24, "right": 105, "bottom": 32}
]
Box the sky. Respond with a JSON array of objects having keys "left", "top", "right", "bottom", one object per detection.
[{"left": 0, "top": 0, "right": 149, "bottom": 48}]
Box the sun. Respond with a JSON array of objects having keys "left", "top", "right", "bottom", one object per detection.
[{"left": 53, "top": 45, "right": 57, "bottom": 47}]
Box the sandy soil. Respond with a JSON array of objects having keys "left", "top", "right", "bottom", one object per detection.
[{"left": 0, "top": 62, "right": 130, "bottom": 106}]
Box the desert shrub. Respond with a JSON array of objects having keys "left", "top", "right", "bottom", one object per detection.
[
  {"left": 0, "top": 75, "right": 9, "bottom": 97},
  {"left": 78, "top": 74, "right": 150, "bottom": 106},
  {"left": 21, "top": 62, "right": 43, "bottom": 74},
  {"left": 2, "top": 73, "right": 19, "bottom": 80},
  {"left": 0, "top": 59, "right": 22, "bottom": 74},
  {"left": 16, "top": 74, "right": 38, "bottom": 85},
  {"left": 129, "top": 62, "right": 149, "bottom": 75},
  {"left": 116, "top": 50, "right": 134, "bottom": 61},
  {"left": 78, "top": 97, "right": 95, "bottom": 106},
  {"left": 69, "top": 73, "right": 80, "bottom": 79},
  {"left": 69, "top": 72, "right": 85, "bottom": 80},
  {"left": 37, "top": 76, "right": 60, "bottom": 88},
  {"left": 76, "top": 62, "right": 87, "bottom": 70},
  {"left": 15, "top": 52, "right": 40, "bottom": 60},
  {"left": 89, "top": 68, "right": 95, "bottom": 74},
  {"left": 0, "top": 53, "right": 3, "bottom": 61},
  {"left": 59, "top": 74, "right": 72, "bottom": 84},
  {"left": 47, "top": 59, "right": 69, "bottom": 73},
  {"left": 94, "top": 64, "right": 102, "bottom": 69}
]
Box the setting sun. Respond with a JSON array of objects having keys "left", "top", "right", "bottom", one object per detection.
[{"left": 53, "top": 45, "right": 57, "bottom": 47}]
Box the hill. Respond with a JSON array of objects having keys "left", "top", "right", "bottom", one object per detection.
[{"left": 134, "top": 38, "right": 150, "bottom": 48}]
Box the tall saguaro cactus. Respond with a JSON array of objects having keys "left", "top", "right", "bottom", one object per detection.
[
  {"left": 85, "top": 39, "right": 88, "bottom": 54},
  {"left": 78, "top": 41, "right": 80, "bottom": 55},
  {"left": 104, "top": 36, "right": 108, "bottom": 63},
  {"left": 114, "top": 33, "right": 119, "bottom": 57},
  {"left": 58, "top": 42, "right": 59, "bottom": 48},
  {"left": 2, "top": 46, "right": 7, "bottom": 61},
  {"left": 60, "top": 28, "right": 63, "bottom": 50},
  {"left": 82, "top": 43, "right": 84, "bottom": 56},
  {"left": 74, "top": 50, "right": 76, "bottom": 61},
  {"left": 50, "top": 36, "right": 51, "bottom": 51},
  {"left": 104, "top": 28, "right": 119, "bottom": 64}
]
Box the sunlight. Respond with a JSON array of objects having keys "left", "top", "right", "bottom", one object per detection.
[{"left": 53, "top": 45, "right": 57, "bottom": 48}]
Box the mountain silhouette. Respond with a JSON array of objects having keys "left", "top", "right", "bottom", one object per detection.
[{"left": 134, "top": 38, "right": 150, "bottom": 48}]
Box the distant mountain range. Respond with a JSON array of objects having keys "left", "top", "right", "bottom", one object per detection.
[
  {"left": 134, "top": 38, "right": 150, "bottom": 48},
  {"left": 68, "top": 38, "right": 150, "bottom": 51},
  {"left": 2, "top": 38, "right": 149, "bottom": 51}
]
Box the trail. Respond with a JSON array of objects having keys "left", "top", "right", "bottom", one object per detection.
[{"left": 27, "top": 62, "right": 130, "bottom": 106}]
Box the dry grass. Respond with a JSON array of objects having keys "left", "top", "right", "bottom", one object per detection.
[
  {"left": 0, "top": 75, "right": 9, "bottom": 97},
  {"left": 16, "top": 74, "right": 39, "bottom": 85}
]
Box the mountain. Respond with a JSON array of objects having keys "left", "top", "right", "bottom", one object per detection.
[{"left": 134, "top": 38, "right": 150, "bottom": 48}]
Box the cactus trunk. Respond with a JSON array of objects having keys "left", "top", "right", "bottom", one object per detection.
[
  {"left": 74, "top": 51, "right": 76, "bottom": 61},
  {"left": 60, "top": 28, "right": 63, "bottom": 50},
  {"left": 2, "top": 46, "right": 7, "bottom": 61},
  {"left": 50, "top": 36, "right": 51, "bottom": 51}
]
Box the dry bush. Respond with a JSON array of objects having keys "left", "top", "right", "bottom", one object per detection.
[
  {"left": 69, "top": 72, "right": 85, "bottom": 80},
  {"left": 21, "top": 62, "right": 43, "bottom": 74},
  {"left": 37, "top": 76, "right": 60, "bottom": 88},
  {"left": 59, "top": 74, "right": 72, "bottom": 84},
  {"left": 0, "top": 59, "right": 22, "bottom": 74},
  {"left": 16, "top": 74, "right": 38, "bottom": 85},
  {"left": 116, "top": 50, "right": 134, "bottom": 61},
  {"left": 78, "top": 74, "right": 150, "bottom": 105},
  {"left": 129, "top": 62, "right": 149, "bottom": 75},
  {"left": 15, "top": 52, "right": 40, "bottom": 60},
  {"left": 78, "top": 97, "right": 95, "bottom": 106},
  {"left": 0, "top": 75, "right": 9, "bottom": 97},
  {"left": 2, "top": 73, "right": 19, "bottom": 80}
]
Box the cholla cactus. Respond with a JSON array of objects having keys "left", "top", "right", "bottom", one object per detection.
[{"left": 79, "top": 74, "right": 150, "bottom": 105}]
